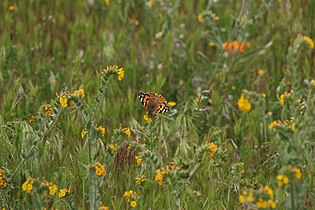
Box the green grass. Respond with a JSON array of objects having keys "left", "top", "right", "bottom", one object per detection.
[{"left": 0, "top": 0, "right": 315, "bottom": 209}]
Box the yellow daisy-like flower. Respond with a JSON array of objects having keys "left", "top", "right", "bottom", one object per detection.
[
  {"left": 238, "top": 94, "right": 251, "bottom": 112},
  {"left": 143, "top": 114, "right": 152, "bottom": 123},
  {"left": 81, "top": 128, "right": 87, "bottom": 139},
  {"left": 256, "top": 199, "right": 268, "bottom": 209},
  {"left": 135, "top": 156, "right": 142, "bottom": 165},
  {"left": 247, "top": 192, "right": 254, "bottom": 202},
  {"left": 239, "top": 195, "right": 245, "bottom": 203},
  {"left": 292, "top": 167, "right": 302, "bottom": 180},
  {"left": 269, "top": 120, "right": 280, "bottom": 130},
  {"left": 198, "top": 13, "right": 205, "bottom": 24},
  {"left": 122, "top": 127, "right": 131, "bottom": 137},
  {"left": 58, "top": 188, "right": 68, "bottom": 198},
  {"left": 104, "top": 0, "right": 110, "bottom": 5},
  {"left": 49, "top": 184, "right": 58, "bottom": 195},
  {"left": 96, "top": 125, "right": 105, "bottom": 137},
  {"left": 208, "top": 41, "right": 215, "bottom": 47},
  {"left": 277, "top": 175, "right": 289, "bottom": 187},
  {"left": 115, "top": 68, "right": 124, "bottom": 81},
  {"left": 22, "top": 181, "right": 33, "bottom": 193},
  {"left": 59, "top": 96, "right": 68, "bottom": 108},
  {"left": 99, "top": 206, "right": 109, "bottom": 210},
  {"left": 9, "top": 5, "right": 15, "bottom": 11},
  {"left": 148, "top": 0, "right": 155, "bottom": 7},
  {"left": 257, "top": 69, "right": 265, "bottom": 75},
  {"left": 168, "top": 101, "right": 176, "bottom": 107},
  {"left": 302, "top": 35, "right": 314, "bottom": 49},
  {"left": 130, "top": 201, "right": 137, "bottom": 208}
]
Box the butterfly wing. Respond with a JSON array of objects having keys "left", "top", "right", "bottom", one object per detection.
[
  {"left": 138, "top": 92, "right": 157, "bottom": 109},
  {"left": 152, "top": 95, "right": 170, "bottom": 114}
]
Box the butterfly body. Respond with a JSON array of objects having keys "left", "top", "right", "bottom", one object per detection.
[{"left": 138, "top": 92, "right": 170, "bottom": 116}]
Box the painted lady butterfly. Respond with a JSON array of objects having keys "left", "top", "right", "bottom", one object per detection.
[{"left": 138, "top": 92, "right": 170, "bottom": 116}]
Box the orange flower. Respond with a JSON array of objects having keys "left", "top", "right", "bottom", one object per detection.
[{"left": 222, "top": 40, "right": 251, "bottom": 55}]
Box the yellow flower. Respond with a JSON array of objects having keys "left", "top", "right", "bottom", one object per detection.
[
  {"left": 22, "top": 181, "right": 33, "bottom": 193},
  {"left": 277, "top": 175, "right": 289, "bottom": 187},
  {"left": 58, "top": 188, "right": 68, "bottom": 198},
  {"left": 81, "top": 128, "right": 87, "bottom": 139},
  {"left": 198, "top": 13, "right": 205, "bottom": 24},
  {"left": 99, "top": 206, "right": 109, "bottom": 210},
  {"left": 109, "top": 143, "right": 117, "bottom": 150},
  {"left": 247, "top": 192, "right": 254, "bottom": 202},
  {"left": 239, "top": 195, "right": 245, "bottom": 203},
  {"left": 312, "top": 81, "right": 315, "bottom": 86},
  {"left": 144, "top": 114, "right": 152, "bottom": 123},
  {"left": 115, "top": 68, "right": 124, "bottom": 81},
  {"left": 256, "top": 199, "right": 268, "bottom": 209},
  {"left": 205, "top": 141, "right": 217, "bottom": 158},
  {"left": 9, "top": 5, "right": 15, "bottom": 11},
  {"left": 257, "top": 69, "right": 264, "bottom": 75},
  {"left": 49, "top": 184, "right": 58, "bottom": 195},
  {"left": 292, "top": 167, "right": 302, "bottom": 180},
  {"left": 269, "top": 120, "right": 280, "bottom": 130},
  {"left": 96, "top": 125, "right": 105, "bottom": 137},
  {"left": 130, "top": 201, "right": 137, "bottom": 208},
  {"left": 104, "top": 0, "right": 110, "bottom": 5},
  {"left": 238, "top": 95, "right": 251, "bottom": 112},
  {"left": 208, "top": 42, "right": 215, "bottom": 47},
  {"left": 60, "top": 97, "right": 68, "bottom": 108},
  {"left": 302, "top": 35, "right": 314, "bottom": 49},
  {"left": 135, "top": 156, "right": 142, "bottom": 165},
  {"left": 168, "top": 101, "right": 176, "bottom": 107},
  {"left": 279, "top": 93, "right": 286, "bottom": 105},
  {"left": 148, "top": 0, "right": 155, "bottom": 7},
  {"left": 268, "top": 200, "right": 277, "bottom": 209},
  {"left": 78, "top": 89, "right": 85, "bottom": 97},
  {"left": 122, "top": 127, "right": 131, "bottom": 137},
  {"left": 263, "top": 186, "right": 273, "bottom": 197},
  {"left": 94, "top": 162, "right": 107, "bottom": 177},
  {"left": 215, "top": 16, "right": 220, "bottom": 20}
]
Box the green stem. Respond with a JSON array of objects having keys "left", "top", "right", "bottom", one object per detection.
[
  {"left": 290, "top": 182, "right": 295, "bottom": 210},
  {"left": 11, "top": 108, "right": 62, "bottom": 179}
]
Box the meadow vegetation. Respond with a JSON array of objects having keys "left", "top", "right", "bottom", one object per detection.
[{"left": 0, "top": 0, "right": 314, "bottom": 209}]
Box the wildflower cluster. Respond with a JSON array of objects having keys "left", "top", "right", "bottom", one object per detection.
[
  {"left": 223, "top": 40, "right": 251, "bottom": 55},
  {"left": 81, "top": 128, "right": 87, "bottom": 139},
  {"left": 205, "top": 141, "right": 217, "bottom": 158},
  {"left": 276, "top": 175, "right": 289, "bottom": 187},
  {"left": 277, "top": 166, "right": 302, "bottom": 187},
  {"left": 239, "top": 186, "right": 277, "bottom": 209},
  {"left": 99, "top": 203, "right": 109, "bottom": 210},
  {"left": 135, "top": 175, "right": 146, "bottom": 185},
  {"left": 296, "top": 34, "right": 314, "bottom": 49},
  {"left": 268, "top": 118, "right": 295, "bottom": 132},
  {"left": 58, "top": 88, "right": 85, "bottom": 108},
  {"left": 155, "top": 161, "right": 176, "bottom": 185},
  {"left": 58, "top": 188, "right": 69, "bottom": 198},
  {"left": 123, "top": 190, "right": 139, "bottom": 208},
  {"left": 198, "top": 10, "right": 219, "bottom": 24},
  {"left": 0, "top": 167, "right": 9, "bottom": 189},
  {"left": 101, "top": 65, "right": 124, "bottom": 81},
  {"left": 135, "top": 155, "right": 142, "bottom": 165},
  {"left": 238, "top": 94, "right": 251, "bottom": 112},
  {"left": 42, "top": 104, "right": 53, "bottom": 117},
  {"left": 88, "top": 162, "right": 107, "bottom": 177},
  {"left": 22, "top": 176, "right": 69, "bottom": 198},
  {"left": 143, "top": 114, "right": 152, "bottom": 123},
  {"left": 279, "top": 90, "right": 294, "bottom": 105},
  {"left": 96, "top": 125, "right": 106, "bottom": 137}
]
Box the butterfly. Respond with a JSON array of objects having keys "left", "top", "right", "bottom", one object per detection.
[{"left": 138, "top": 92, "right": 170, "bottom": 116}]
